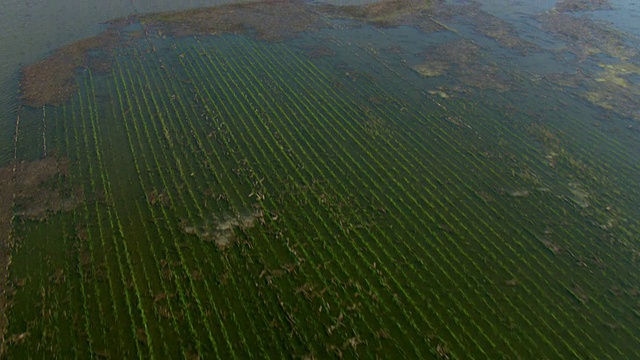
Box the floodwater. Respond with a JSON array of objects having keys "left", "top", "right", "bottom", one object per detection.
[
  {"left": 1, "top": 0, "right": 640, "bottom": 358},
  {"left": 0, "top": 0, "right": 260, "bottom": 164}
]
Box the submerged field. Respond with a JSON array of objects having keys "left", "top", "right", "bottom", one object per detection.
[{"left": 2, "top": 0, "right": 640, "bottom": 358}]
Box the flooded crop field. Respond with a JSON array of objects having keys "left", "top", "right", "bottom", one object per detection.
[{"left": 1, "top": 0, "right": 639, "bottom": 358}]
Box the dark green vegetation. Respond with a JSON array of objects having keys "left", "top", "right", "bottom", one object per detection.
[{"left": 3, "top": 0, "right": 640, "bottom": 358}]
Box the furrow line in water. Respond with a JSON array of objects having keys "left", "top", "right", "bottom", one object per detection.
[
  {"left": 204, "top": 40, "right": 411, "bottom": 357},
  {"left": 192, "top": 37, "right": 376, "bottom": 355},
  {"left": 316, "top": 40, "right": 590, "bottom": 357},
  {"left": 128, "top": 46, "right": 226, "bottom": 358},
  {"left": 149, "top": 48, "right": 264, "bottom": 360},
  {"left": 81, "top": 73, "right": 129, "bottom": 356},
  {"left": 284, "top": 42, "right": 568, "bottom": 358},
  {"left": 119, "top": 53, "right": 215, "bottom": 356},
  {"left": 256, "top": 38, "right": 504, "bottom": 356},
  {"left": 222, "top": 37, "right": 458, "bottom": 357},
  {"left": 182, "top": 39, "right": 327, "bottom": 356},
  {"left": 60, "top": 104, "right": 81, "bottom": 359},
  {"left": 414, "top": 89, "right": 635, "bottom": 356},
  {"left": 252, "top": 39, "right": 488, "bottom": 358},
  {"left": 192, "top": 38, "right": 395, "bottom": 357},
  {"left": 41, "top": 105, "right": 46, "bottom": 157},
  {"left": 162, "top": 43, "right": 269, "bottom": 357},
  {"left": 149, "top": 48, "right": 259, "bottom": 360},
  {"left": 181, "top": 37, "right": 353, "bottom": 357},
  {"left": 106, "top": 66, "right": 195, "bottom": 359},
  {"left": 88, "top": 69, "right": 174, "bottom": 358},
  {"left": 226, "top": 36, "right": 479, "bottom": 358},
  {"left": 69, "top": 96, "right": 99, "bottom": 358},
  {"left": 338, "top": 43, "right": 611, "bottom": 357},
  {"left": 132, "top": 45, "right": 233, "bottom": 358},
  {"left": 46, "top": 240, "right": 64, "bottom": 356},
  {"left": 275, "top": 38, "right": 533, "bottom": 356},
  {"left": 111, "top": 61, "right": 158, "bottom": 359},
  {"left": 109, "top": 63, "right": 170, "bottom": 359},
  {"left": 78, "top": 89, "right": 114, "bottom": 355},
  {"left": 114, "top": 54, "right": 195, "bottom": 358},
  {"left": 12, "top": 107, "right": 20, "bottom": 164},
  {"left": 450, "top": 96, "right": 638, "bottom": 356}
]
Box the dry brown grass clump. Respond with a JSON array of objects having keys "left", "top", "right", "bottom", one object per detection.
[{"left": 20, "top": 30, "right": 121, "bottom": 107}]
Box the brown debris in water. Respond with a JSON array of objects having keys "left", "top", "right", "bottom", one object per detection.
[
  {"left": 0, "top": 169, "right": 12, "bottom": 355},
  {"left": 538, "top": 12, "right": 637, "bottom": 61},
  {"left": 415, "top": 39, "right": 514, "bottom": 92},
  {"left": 546, "top": 62, "right": 640, "bottom": 122},
  {"left": 554, "top": 0, "right": 612, "bottom": 12},
  {"left": 181, "top": 211, "right": 262, "bottom": 250},
  {"left": 460, "top": 3, "right": 539, "bottom": 54},
  {"left": 141, "top": 0, "right": 325, "bottom": 41},
  {"left": 12, "top": 157, "right": 83, "bottom": 219},
  {"left": 320, "top": 0, "right": 447, "bottom": 32},
  {"left": 413, "top": 39, "right": 478, "bottom": 79},
  {"left": 0, "top": 156, "right": 81, "bottom": 355},
  {"left": 20, "top": 28, "right": 122, "bottom": 107}
]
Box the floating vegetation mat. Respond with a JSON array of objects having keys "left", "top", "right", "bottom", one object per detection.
[{"left": 3, "top": 0, "right": 640, "bottom": 358}]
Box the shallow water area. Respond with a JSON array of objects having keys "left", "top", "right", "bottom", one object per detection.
[{"left": 1, "top": 0, "right": 640, "bottom": 358}]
